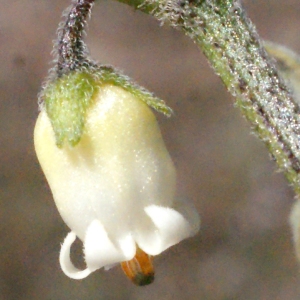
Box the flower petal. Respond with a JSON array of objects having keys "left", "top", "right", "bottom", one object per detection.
[
  {"left": 137, "top": 204, "right": 199, "bottom": 255},
  {"left": 172, "top": 197, "right": 200, "bottom": 237},
  {"left": 84, "top": 220, "right": 136, "bottom": 272},
  {"left": 59, "top": 231, "right": 92, "bottom": 279}
]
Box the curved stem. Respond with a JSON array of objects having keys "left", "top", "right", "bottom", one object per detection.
[
  {"left": 57, "top": 0, "right": 95, "bottom": 76},
  {"left": 116, "top": 0, "right": 300, "bottom": 195}
]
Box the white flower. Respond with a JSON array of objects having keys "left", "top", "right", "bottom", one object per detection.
[{"left": 34, "top": 84, "right": 200, "bottom": 283}]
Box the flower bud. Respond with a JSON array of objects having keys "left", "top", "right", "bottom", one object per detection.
[{"left": 34, "top": 84, "right": 200, "bottom": 281}]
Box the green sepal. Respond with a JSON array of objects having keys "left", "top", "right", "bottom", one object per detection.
[
  {"left": 99, "top": 67, "right": 173, "bottom": 117},
  {"left": 43, "top": 72, "right": 99, "bottom": 147},
  {"left": 42, "top": 67, "right": 172, "bottom": 147}
]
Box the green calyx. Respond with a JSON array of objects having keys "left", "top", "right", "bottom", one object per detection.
[
  {"left": 100, "top": 68, "right": 173, "bottom": 117},
  {"left": 42, "top": 68, "right": 172, "bottom": 148},
  {"left": 44, "top": 72, "right": 98, "bottom": 147}
]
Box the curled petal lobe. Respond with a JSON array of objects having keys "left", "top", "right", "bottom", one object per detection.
[
  {"left": 84, "top": 220, "right": 136, "bottom": 272},
  {"left": 59, "top": 232, "right": 92, "bottom": 279},
  {"left": 137, "top": 204, "right": 198, "bottom": 256},
  {"left": 172, "top": 197, "right": 200, "bottom": 237}
]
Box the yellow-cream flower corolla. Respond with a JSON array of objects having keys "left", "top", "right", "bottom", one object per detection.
[{"left": 34, "top": 84, "right": 199, "bottom": 280}]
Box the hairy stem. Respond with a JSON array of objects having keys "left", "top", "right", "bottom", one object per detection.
[
  {"left": 115, "top": 0, "right": 300, "bottom": 194},
  {"left": 57, "top": 0, "right": 95, "bottom": 76}
]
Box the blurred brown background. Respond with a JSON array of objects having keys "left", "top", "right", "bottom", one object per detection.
[{"left": 1, "top": 0, "right": 300, "bottom": 299}]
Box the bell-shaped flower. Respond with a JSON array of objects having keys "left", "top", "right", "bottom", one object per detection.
[{"left": 34, "top": 84, "right": 199, "bottom": 284}]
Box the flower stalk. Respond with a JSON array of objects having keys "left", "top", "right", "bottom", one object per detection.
[{"left": 56, "top": 0, "right": 96, "bottom": 76}]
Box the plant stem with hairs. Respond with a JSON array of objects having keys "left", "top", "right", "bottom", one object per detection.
[
  {"left": 57, "top": 0, "right": 96, "bottom": 76},
  {"left": 111, "top": 0, "right": 300, "bottom": 195}
]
